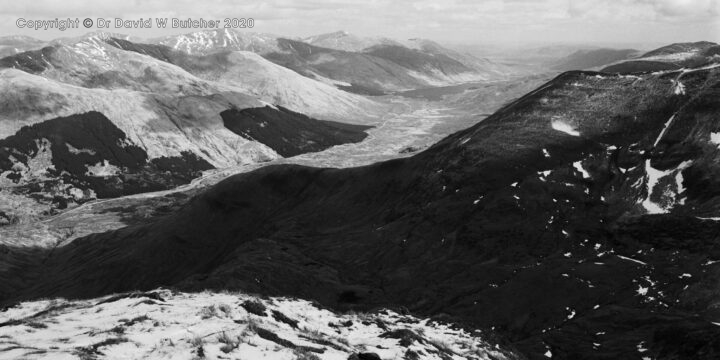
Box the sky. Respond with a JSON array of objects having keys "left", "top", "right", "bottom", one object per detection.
[{"left": 0, "top": 0, "right": 718, "bottom": 47}]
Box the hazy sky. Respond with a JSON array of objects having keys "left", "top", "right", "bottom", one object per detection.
[{"left": 1, "top": 0, "right": 718, "bottom": 46}]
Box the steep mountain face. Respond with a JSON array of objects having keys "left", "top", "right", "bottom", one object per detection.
[
  {"left": 3, "top": 65, "right": 720, "bottom": 360},
  {"left": 602, "top": 41, "right": 719, "bottom": 73},
  {"left": 551, "top": 48, "right": 639, "bottom": 71}
]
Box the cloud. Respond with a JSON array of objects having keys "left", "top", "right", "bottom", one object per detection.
[{"left": 645, "top": 0, "right": 718, "bottom": 17}]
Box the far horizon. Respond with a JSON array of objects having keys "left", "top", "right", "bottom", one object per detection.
[
  {"left": 1, "top": 0, "right": 718, "bottom": 48},
  {"left": 0, "top": 28, "right": 712, "bottom": 55}
]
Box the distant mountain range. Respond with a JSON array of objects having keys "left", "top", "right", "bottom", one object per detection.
[
  {"left": 551, "top": 48, "right": 641, "bottom": 71},
  {"left": 151, "top": 29, "right": 512, "bottom": 92}
]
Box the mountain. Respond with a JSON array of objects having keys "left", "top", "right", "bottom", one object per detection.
[
  {"left": 601, "top": 41, "right": 719, "bottom": 73},
  {"left": 302, "top": 30, "right": 399, "bottom": 52},
  {"left": 305, "top": 31, "right": 512, "bottom": 79},
  {"left": 263, "top": 38, "right": 429, "bottom": 92},
  {"left": 641, "top": 41, "right": 719, "bottom": 58},
  {"left": 0, "top": 35, "right": 46, "bottom": 58},
  {"left": 362, "top": 43, "right": 485, "bottom": 83},
  {"left": 149, "top": 28, "right": 282, "bottom": 55},
  {"left": 264, "top": 38, "right": 494, "bottom": 93},
  {"left": 152, "top": 30, "right": 511, "bottom": 93},
  {"left": 0, "top": 36, "right": 382, "bottom": 217},
  {"left": 398, "top": 38, "right": 511, "bottom": 75},
  {"left": 105, "top": 38, "right": 382, "bottom": 120},
  {"left": 0, "top": 39, "right": 276, "bottom": 164},
  {"left": 0, "top": 66, "right": 276, "bottom": 214},
  {"left": 3, "top": 61, "right": 720, "bottom": 360},
  {"left": 49, "top": 30, "right": 137, "bottom": 46},
  {"left": 551, "top": 48, "right": 640, "bottom": 71}
]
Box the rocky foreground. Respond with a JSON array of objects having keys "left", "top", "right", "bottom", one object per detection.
[{"left": 0, "top": 289, "right": 517, "bottom": 360}]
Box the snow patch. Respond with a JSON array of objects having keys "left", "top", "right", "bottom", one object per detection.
[
  {"left": 85, "top": 160, "right": 121, "bottom": 177},
  {"left": 710, "top": 132, "right": 720, "bottom": 146},
  {"left": 573, "top": 161, "right": 590, "bottom": 179},
  {"left": 642, "top": 159, "right": 692, "bottom": 214},
  {"left": 566, "top": 308, "right": 576, "bottom": 319},
  {"left": 66, "top": 143, "right": 96, "bottom": 155},
  {"left": 617, "top": 255, "right": 647, "bottom": 266},
  {"left": 653, "top": 114, "right": 676, "bottom": 147},
  {"left": 673, "top": 80, "right": 686, "bottom": 95},
  {"left": 551, "top": 119, "right": 580, "bottom": 137}
]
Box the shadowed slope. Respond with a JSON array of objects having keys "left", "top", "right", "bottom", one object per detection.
[{"left": 221, "top": 106, "right": 372, "bottom": 157}]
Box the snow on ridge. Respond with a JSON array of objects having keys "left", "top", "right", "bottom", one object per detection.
[{"left": 0, "top": 289, "right": 513, "bottom": 360}]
